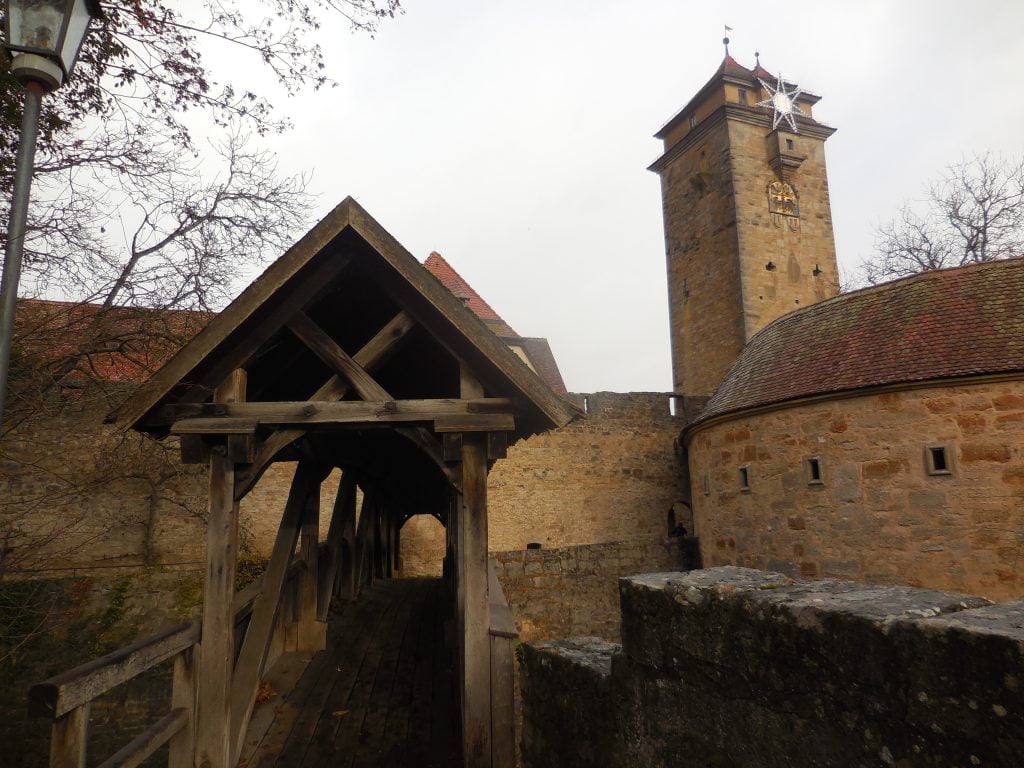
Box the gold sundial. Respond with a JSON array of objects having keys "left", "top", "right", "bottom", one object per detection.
[{"left": 757, "top": 75, "right": 806, "bottom": 132}]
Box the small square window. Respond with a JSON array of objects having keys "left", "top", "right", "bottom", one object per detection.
[
  {"left": 738, "top": 88, "right": 748, "bottom": 105},
  {"left": 689, "top": 114, "right": 697, "bottom": 129},
  {"left": 807, "top": 457, "right": 823, "bottom": 485},
  {"left": 925, "top": 445, "right": 953, "bottom": 476},
  {"left": 739, "top": 466, "right": 751, "bottom": 492}
]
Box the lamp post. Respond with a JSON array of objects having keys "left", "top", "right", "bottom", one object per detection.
[{"left": 0, "top": 0, "right": 101, "bottom": 429}]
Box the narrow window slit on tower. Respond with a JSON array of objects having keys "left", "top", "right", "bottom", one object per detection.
[
  {"left": 669, "top": 397, "right": 677, "bottom": 417},
  {"left": 926, "top": 445, "right": 952, "bottom": 475},
  {"left": 739, "top": 466, "right": 750, "bottom": 492},
  {"left": 583, "top": 395, "right": 590, "bottom": 414},
  {"left": 738, "top": 88, "right": 748, "bottom": 105},
  {"left": 689, "top": 114, "right": 697, "bottom": 129},
  {"left": 807, "top": 457, "right": 823, "bottom": 484},
  {"left": 786, "top": 138, "right": 795, "bottom": 150}
]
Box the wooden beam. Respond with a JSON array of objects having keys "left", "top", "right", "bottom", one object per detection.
[
  {"left": 171, "top": 417, "right": 258, "bottom": 435},
  {"left": 458, "top": 365, "right": 492, "bottom": 768},
  {"left": 233, "top": 311, "right": 415, "bottom": 500},
  {"left": 229, "top": 461, "right": 327, "bottom": 764},
  {"left": 434, "top": 414, "right": 515, "bottom": 433},
  {"left": 158, "top": 398, "right": 516, "bottom": 427},
  {"left": 284, "top": 311, "right": 466, "bottom": 490},
  {"left": 29, "top": 621, "right": 199, "bottom": 719},
  {"left": 195, "top": 370, "right": 244, "bottom": 768},
  {"left": 95, "top": 708, "right": 188, "bottom": 768}
]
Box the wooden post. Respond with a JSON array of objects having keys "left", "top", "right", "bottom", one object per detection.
[
  {"left": 49, "top": 703, "right": 89, "bottom": 768},
  {"left": 229, "top": 460, "right": 326, "bottom": 764},
  {"left": 459, "top": 364, "right": 491, "bottom": 768},
  {"left": 320, "top": 473, "right": 356, "bottom": 616},
  {"left": 168, "top": 646, "right": 197, "bottom": 768},
  {"left": 195, "top": 369, "right": 244, "bottom": 768},
  {"left": 296, "top": 482, "right": 326, "bottom": 651},
  {"left": 337, "top": 477, "right": 358, "bottom": 601},
  {"left": 353, "top": 485, "right": 375, "bottom": 594}
]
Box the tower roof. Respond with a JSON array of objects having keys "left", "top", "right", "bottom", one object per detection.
[{"left": 653, "top": 54, "right": 822, "bottom": 142}]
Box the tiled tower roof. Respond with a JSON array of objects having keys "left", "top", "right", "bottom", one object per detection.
[{"left": 697, "top": 258, "right": 1024, "bottom": 424}]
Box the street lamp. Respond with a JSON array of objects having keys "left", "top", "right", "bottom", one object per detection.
[{"left": 0, "top": 0, "right": 101, "bottom": 428}]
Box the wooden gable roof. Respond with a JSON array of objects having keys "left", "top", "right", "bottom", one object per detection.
[{"left": 109, "top": 197, "right": 579, "bottom": 439}]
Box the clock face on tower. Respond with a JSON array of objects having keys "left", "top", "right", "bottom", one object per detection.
[{"left": 757, "top": 76, "right": 807, "bottom": 132}]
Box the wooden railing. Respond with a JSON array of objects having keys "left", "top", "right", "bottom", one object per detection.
[
  {"left": 488, "top": 559, "right": 519, "bottom": 768},
  {"left": 28, "top": 555, "right": 312, "bottom": 768}
]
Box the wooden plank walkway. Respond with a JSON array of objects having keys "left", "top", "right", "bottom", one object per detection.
[{"left": 239, "top": 578, "right": 460, "bottom": 768}]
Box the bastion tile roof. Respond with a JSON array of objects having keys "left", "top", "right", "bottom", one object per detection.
[{"left": 697, "top": 258, "right": 1024, "bottom": 424}]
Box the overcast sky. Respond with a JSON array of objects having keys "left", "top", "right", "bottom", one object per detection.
[{"left": 233, "top": 0, "right": 1024, "bottom": 394}]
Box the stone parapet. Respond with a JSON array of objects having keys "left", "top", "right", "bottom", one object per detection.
[{"left": 519, "top": 566, "right": 1024, "bottom": 767}]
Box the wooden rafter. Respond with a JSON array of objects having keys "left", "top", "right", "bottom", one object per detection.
[
  {"left": 286, "top": 311, "right": 467, "bottom": 489},
  {"left": 233, "top": 310, "right": 415, "bottom": 500}
]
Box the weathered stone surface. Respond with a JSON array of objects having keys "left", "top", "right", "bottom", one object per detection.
[
  {"left": 689, "top": 380, "right": 1024, "bottom": 602},
  {"left": 521, "top": 568, "right": 1024, "bottom": 767},
  {"left": 518, "top": 638, "right": 625, "bottom": 768}
]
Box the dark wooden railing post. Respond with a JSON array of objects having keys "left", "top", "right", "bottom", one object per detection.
[
  {"left": 49, "top": 704, "right": 89, "bottom": 768},
  {"left": 168, "top": 644, "right": 197, "bottom": 768}
]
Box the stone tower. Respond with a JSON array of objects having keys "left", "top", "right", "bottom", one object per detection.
[{"left": 649, "top": 55, "right": 839, "bottom": 397}]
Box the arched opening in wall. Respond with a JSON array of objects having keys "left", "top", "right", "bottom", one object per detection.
[
  {"left": 667, "top": 501, "right": 692, "bottom": 538},
  {"left": 399, "top": 513, "right": 447, "bottom": 578}
]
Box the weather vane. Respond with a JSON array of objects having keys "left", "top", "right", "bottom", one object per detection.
[{"left": 723, "top": 25, "right": 732, "bottom": 56}]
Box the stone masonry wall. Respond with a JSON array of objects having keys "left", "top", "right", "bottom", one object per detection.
[
  {"left": 489, "top": 392, "right": 687, "bottom": 551},
  {"left": 727, "top": 118, "right": 839, "bottom": 340},
  {"left": 519, "top": 566, "right": 1024, "bottom": 768},
  {"left": 492, "top": 537, "right": 698, "bottom": 643},
  {"left": 658, "top": 115, "right": 747, "bottom": 397},
  {"left": 688, "top": 379, "right": 1024, "bottom": 601},
  {"left": 0, "top": 386, "right": 341, "bottom": 576},
  {"left": 4, "top": 388, "right": 686, "bottom": 585},
  {"left": 397, "top": 391, "right": 689, "bottom": 578}
]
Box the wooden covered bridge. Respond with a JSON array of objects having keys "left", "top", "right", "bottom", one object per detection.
[{"left": 27, "top": 199, "right": 578, "bottom": 767}]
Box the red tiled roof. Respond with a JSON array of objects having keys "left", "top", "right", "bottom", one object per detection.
[
  {"left": 424, "top": 252, "right": 518, "bottom": 337},
  {"left": 15, "top": 298, "right": 209, "bottom": 383},
  {"left": 423, "top": 252, "right": 569, "bottom": 394},
  {"left": 516, "top": 337, "right": 567, "bottom": 395},
  {"left": 696, "top": 258, "right": 1024, "bottom": 424}
]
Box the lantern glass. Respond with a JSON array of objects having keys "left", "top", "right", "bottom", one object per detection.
[
  {"left": 8, "top": 1, "right": 65, "bottom": 55},
  {"left": 5, "top": 0, "right": 95, "bottom": 76},
  {"left": 59, "top": 0, "right": 90, "bottom": 73}
]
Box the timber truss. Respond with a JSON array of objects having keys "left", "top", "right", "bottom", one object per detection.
[{"left": 28, "top": 198, "right": 578, "bottom": 768}]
